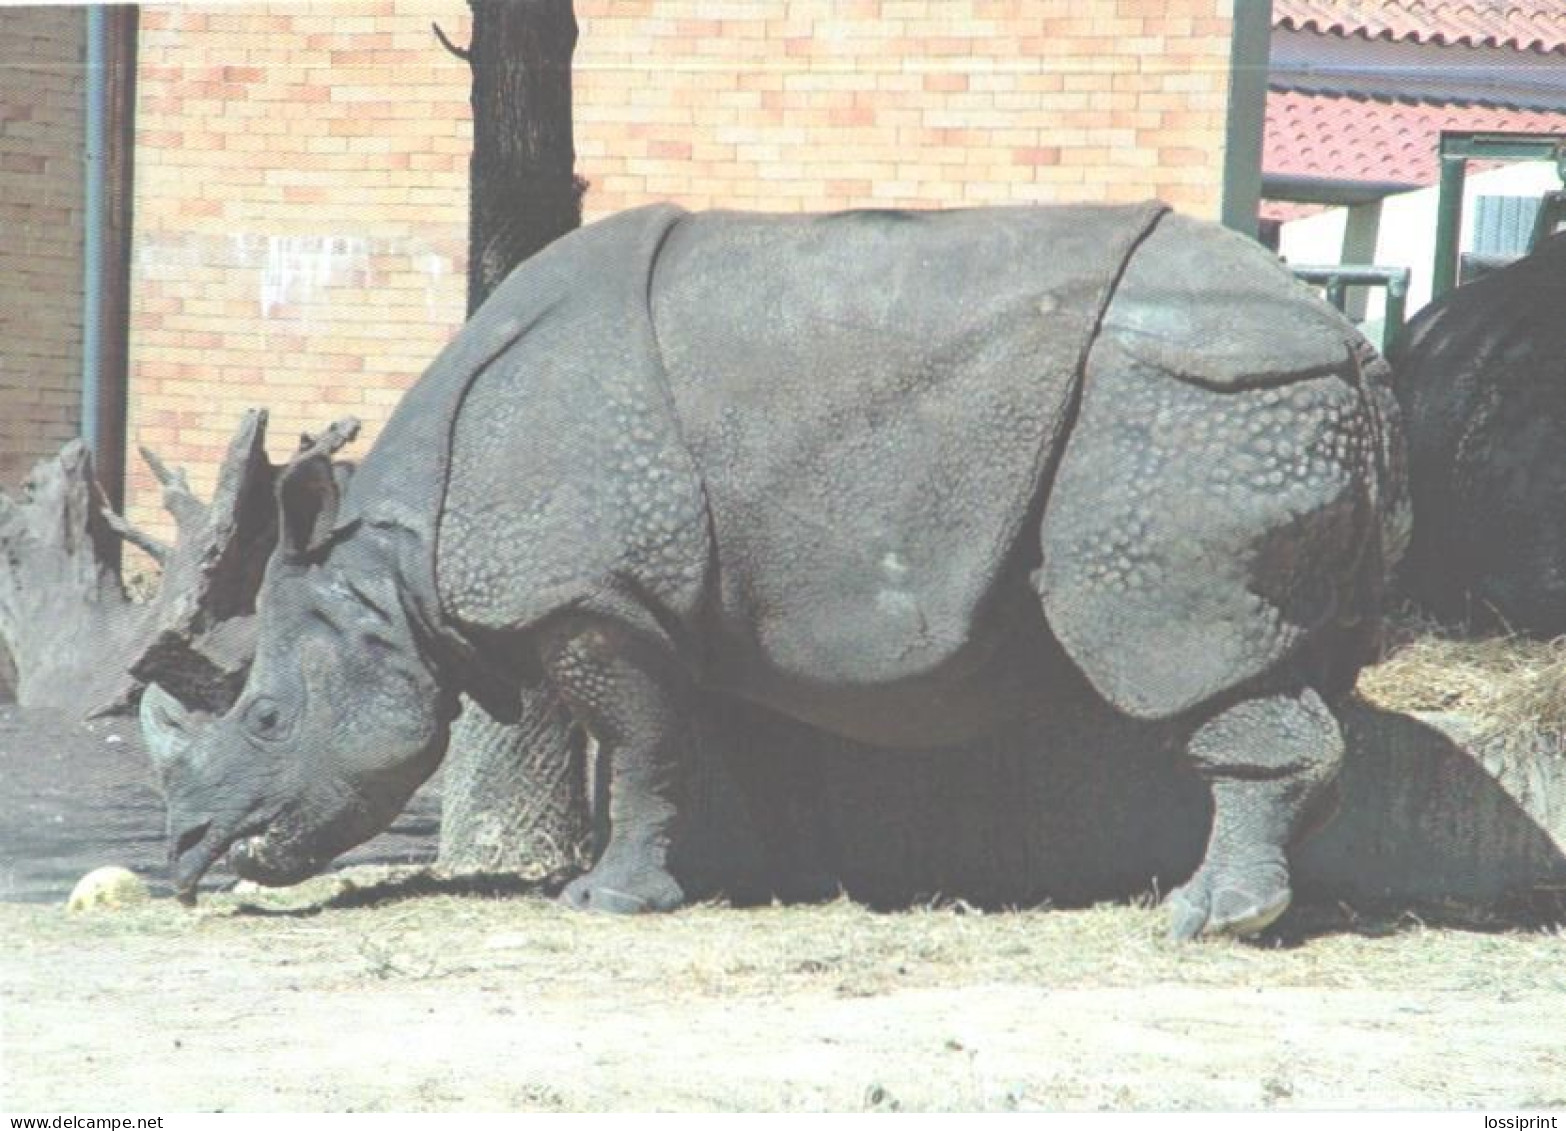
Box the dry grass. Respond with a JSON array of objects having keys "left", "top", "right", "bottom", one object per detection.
[
  {"left": 17, "top": 867, "right": 1563, "bottom": 1000},
  {"left": 1357, "top": 604, "right": 1566, "bottom": 744},
  {"left": 13, "top": 879, "right": 1566, "bottom": 1116},
  {"left": 11, "top": 875, "right": 1565, "bottom": 1110}
]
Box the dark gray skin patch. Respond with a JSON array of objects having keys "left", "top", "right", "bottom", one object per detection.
[
  {"left": 650, "top": 203, "right": 1163, "bottom": 695},
  {"left": 431, "top": 205, "right": 710, "bottom": 641},
  {"left": 1166, "top": 688, "right": 1344, "bottom": 939},
  {"left": 538, "top": 615, "right": 690, "bottom": 914},
  {"left": 1038, "top": 335, "right": 1381, "bottom": 719},
  {"left": 1392, "top": 232, "right": 1566, "bottom": 634},
  {"left": 1101, "top": 212, "right": 1354, "bottom": 390}
]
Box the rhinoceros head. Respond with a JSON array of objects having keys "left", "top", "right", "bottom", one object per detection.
[{"left": 143, "top": 425, "right": 455, "bottom": 898}]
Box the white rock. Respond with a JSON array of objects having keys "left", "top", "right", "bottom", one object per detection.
[{"left": 66, "top": 866, "right": 150, "bottom": 912}]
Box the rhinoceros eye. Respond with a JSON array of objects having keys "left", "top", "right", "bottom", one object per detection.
[{"left": 241, "top": 695, "right": 291, "bottom": 743}]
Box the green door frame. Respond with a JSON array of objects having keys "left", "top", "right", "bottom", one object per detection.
[{"left": 1431, "top": 130, "right": 1566, "bottom": 300}]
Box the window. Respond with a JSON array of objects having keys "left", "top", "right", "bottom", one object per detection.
[{"left": 1472, "top": 195, "right": 1542, "bottom": 256}]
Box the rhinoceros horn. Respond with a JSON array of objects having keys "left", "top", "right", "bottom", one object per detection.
[{"left": 140, "top": 682, "right": 198, "bottom": 775}]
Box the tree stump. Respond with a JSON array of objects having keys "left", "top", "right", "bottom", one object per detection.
[
  {"left": 105, "top": 409, "right": 278, "bottom": 716},
  {"left": 0, "top": 440, "right": 141, "bottom": 714},
  {"left": 436, "top": 693, "right": 592, "bottom": 876},
  {"left": 0, "top": 410, "right": 323, "bottom": 720}
]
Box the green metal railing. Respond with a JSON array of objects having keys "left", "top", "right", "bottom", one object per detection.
[{"left": 1290, "top": 264, "right": 1411, "bottom": 350}]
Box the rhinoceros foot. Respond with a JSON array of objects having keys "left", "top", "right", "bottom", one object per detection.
[
  {"left": 561, "top": 857, "right": 685, "bottom": 915},
  {"left": 1165, "top": 856, "right": 1291, "bottom": 941}
]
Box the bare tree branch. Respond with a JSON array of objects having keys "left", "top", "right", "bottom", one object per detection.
[
  {"left": 432, "top": 21, "right": 470, "bottom": 61},
  {"left": 97, "top": 506, "right": 172, "bottom": 566},
  {"left": 137, "top": 444, "right": 206, "bottom": 533}
]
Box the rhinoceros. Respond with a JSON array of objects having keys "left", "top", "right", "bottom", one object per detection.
[
  {"left": 143, "top": 202, "right": 1406, "bottom": 939},
  {"left": 1392, "top": 231, "right": 1566, "bottom": 634}
]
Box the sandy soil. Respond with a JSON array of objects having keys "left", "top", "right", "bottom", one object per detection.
[{"left": 4, "top": 873, "right": 1564, "bottom": 1113}]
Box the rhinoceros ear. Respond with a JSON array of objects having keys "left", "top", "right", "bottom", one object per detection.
[{"left": 278, "top": 417, "right": 360, "bottom": 562}]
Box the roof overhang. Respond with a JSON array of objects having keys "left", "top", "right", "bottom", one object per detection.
[{"left": 1262, "top": 173, "right": 1420, "bottom": 206}]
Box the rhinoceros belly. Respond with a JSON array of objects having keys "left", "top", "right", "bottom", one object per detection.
[
  {"left": 650, "top": 204, "right": 1163, "bottom": 695},
  {"left": 706, "top": 577, "right": 1076, "bottom": 748}
]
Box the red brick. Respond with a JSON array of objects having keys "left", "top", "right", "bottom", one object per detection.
[
  {"left": 1014, "top": 146, "right": 1063, "bottom": 166},
  {"left": 923, "top": 73, "right": 969, "bottom": 93}
]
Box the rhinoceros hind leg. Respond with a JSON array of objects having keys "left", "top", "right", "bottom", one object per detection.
[
  {"left": 540, "top": 616, "right": 690, "bottom": 915},
  {"left": 1166, "top": 688, "right": 1343, "bottom": 940}
]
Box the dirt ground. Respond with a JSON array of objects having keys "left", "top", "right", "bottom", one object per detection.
[{"left": 4, "top": 870, "right": 1564, "bottom": 1113}]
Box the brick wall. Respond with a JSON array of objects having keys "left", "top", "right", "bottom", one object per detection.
[
  {"left": 126, "top": 0, "right": 1233, "bottom": 535},
  {"left": 127, "top": 1, "right": 473, "bottom": 537},
  {"left": 575, "top": 0, "right": 1233, "bottom": 217},
  {"left": 0, "top": 8, "right": 86, "bottom": 490}
]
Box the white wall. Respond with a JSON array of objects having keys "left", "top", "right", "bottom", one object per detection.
[{"left": 1279, "top": 161, "right": 1563, "bottom": 340}]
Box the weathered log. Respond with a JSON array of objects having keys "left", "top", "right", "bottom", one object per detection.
[
  {"left": 0, "top": 440, "right": 141, "bottom": 713},
  {"left": 1300, "top": 706, "right": 1566, "bottom": 907},
  {"left": 101, "top": 408, "right": 279, "bottom": 716},
  {"left": 0, "top": 411, "right": 345, "bottom": 720},
  {"left": 118, "top": 413, "right": 370, "bottom": 720}
]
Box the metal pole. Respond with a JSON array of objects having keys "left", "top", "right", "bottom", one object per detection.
[
  {"left": 79, "top": 5, "right": 135, "bottom": 518},
  {"left": 1221, "top": 0, "right": 1273, "bottom": 236},
  {"left": 1384, "top": 269, "right": 1409, "bottom": 347},
  {"left": 1432, "top": 152, "right": 1467, "bottom": 300},
  {"left": 82, "top": 6, "right": 105, "bottom": 473}
]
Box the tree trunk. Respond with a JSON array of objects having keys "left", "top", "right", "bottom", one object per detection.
[
  {"left": 437, "top": 698, "right": 592, "bottom": 877},
  {"left": 464, "top": 0, "right": 584, "bottom": 315},
  {"left": 438, "top": 0, "right": 592, "bottom": 874}
]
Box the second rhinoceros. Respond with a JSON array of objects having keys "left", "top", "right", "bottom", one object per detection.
[
  {"left": 143, "top": 202, "right": 1406, "bottom": 939},
  {"left": 1392, "top": 231, "right": 1566, "bottom": 634}
]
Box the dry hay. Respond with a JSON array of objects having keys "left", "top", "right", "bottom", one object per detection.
[{"left": 1358, "top": 605, "right": 1566, "bottom": 745}]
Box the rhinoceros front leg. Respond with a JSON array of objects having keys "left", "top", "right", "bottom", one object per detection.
[
  {"left": 1167, "top": 688, "right": 1343, "bottom": 940},
  {"left": 539, "top": 617, "right": 689, "bottom": 914}
]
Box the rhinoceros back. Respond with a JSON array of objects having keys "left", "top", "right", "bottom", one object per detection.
[{"left": 652, "top": 203, "right": 1165, "bottom": 687}]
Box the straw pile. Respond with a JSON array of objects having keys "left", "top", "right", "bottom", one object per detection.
[{"left": 1358, "top": 606, "right": 1566, "bottom": 745}]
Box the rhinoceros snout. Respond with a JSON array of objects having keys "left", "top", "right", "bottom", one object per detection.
[{"left": 167, "top": 809, "right": 227, "bottom": 899}]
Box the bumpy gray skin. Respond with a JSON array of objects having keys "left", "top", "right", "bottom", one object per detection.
[
  {"left": 1392, "top": 232, "right": 1566, "bottom": 635},
  {"left": 146, "top": 203, "right": 1404, "bottom": 940}
]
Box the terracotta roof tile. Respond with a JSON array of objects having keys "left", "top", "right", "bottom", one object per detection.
[
  {"left": 1275, "top": 0, "right": 1566, "bottom": 54},
  {"left": 1262, "top": 88, "right": 1566, "bottom": 220}
]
